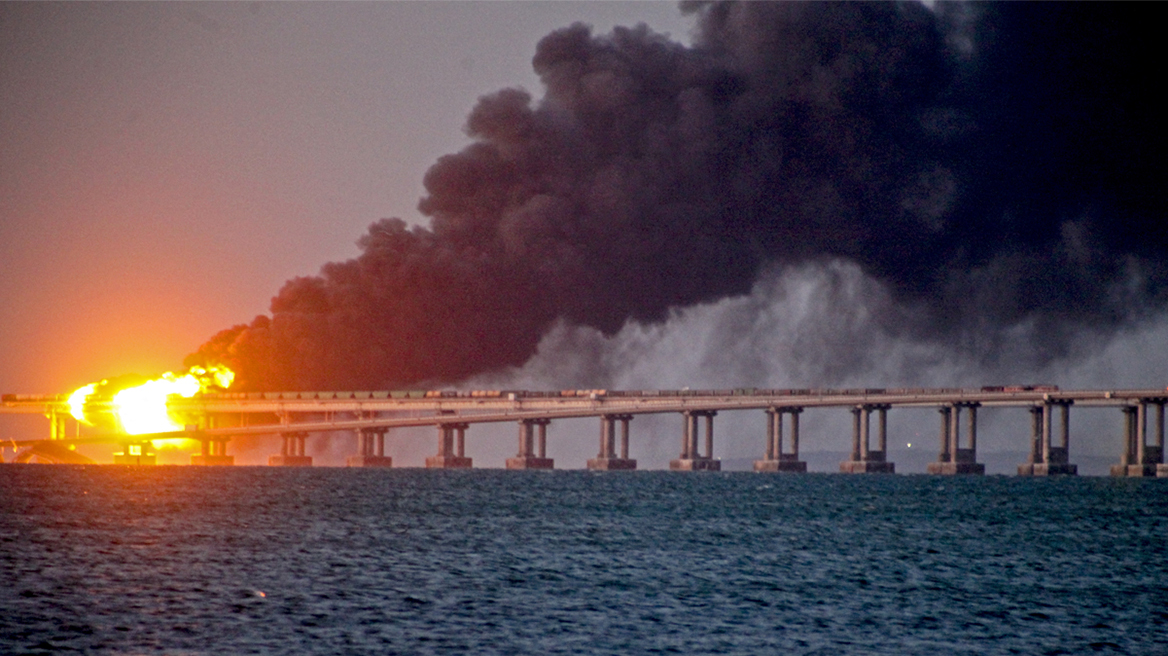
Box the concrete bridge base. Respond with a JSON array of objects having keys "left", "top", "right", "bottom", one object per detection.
[
  {"left": 346, "top": 455, "right": 391, "bottom": 468},
  {"left": 509, "top": 419, "right": 553, "bottom": 469},
  {"left": 1113, "top": 463, "right": 1157, "bottom": 477},
  {"left": 191, "top": 455, "right": 234, "bottom": 466},
  {"left": 1112, "top": 404, "right": 1164, "bottom": 476},
  {"left": 192, "top": 437, "right": 232, "bottom": 466},
  {"left": 841, "top": 406, "right": 895, "bottom": 473},
  {"left": 840, "top": 460, "right": 894, "bottom": 474},
  {"left": 426, "top": 455, "right": 472, "bottom": 469},
  {"left": 930, "top": 407, "right": 984, "bottom": 475},
  {"left": 506, "top": 456, "right": 553, "bottom": 470},
  {"left": 269, "top": 454, "right": 313, "bottom": 467},
  {"left": 1018, "top": 463, "right": 1077, "bottom": 476},
  {"left": 927, "top": 461, "right": 985, "bottom": 475},
  {"left": 1019, "top": 403, "right": 1077, "bottom": 476},
  {"left": 587, "top": 457, "right": 636, "bottom": 470},
  {"left": 670, "top": 458, "right": 720, "bottom": 471},
  {"left": 753, "top": 458, "right": 806, "bottom": 473},
  {"left": 272, "top": 433, "right": 311, "bottom": 466},
  {"left": 1159, "top": 464, "right": 1168, "bottom": 477}
]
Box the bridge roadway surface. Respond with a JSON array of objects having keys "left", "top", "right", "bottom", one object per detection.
[{"left": 3, "top": 387, "right": 1167, "bottom": 443}]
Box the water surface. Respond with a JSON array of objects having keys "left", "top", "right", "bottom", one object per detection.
[{"left": 2, "top": 466, "right": 1165, "bottom": 654}]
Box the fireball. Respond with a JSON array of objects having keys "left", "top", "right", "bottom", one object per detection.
[
  {"left": 67, "top": 382, "right": 98, "bottom": 424},
  {"left": 67, "top": 364, "right": 234, "bottom": 436}
]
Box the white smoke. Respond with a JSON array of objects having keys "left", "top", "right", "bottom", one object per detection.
[{"left": 461, "top": 262, "right": 1168, "bottom": 471}]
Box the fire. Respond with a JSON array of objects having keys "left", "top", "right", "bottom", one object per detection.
[
  {"left": 67, "top": 382, "right": 99, "bottom": 424},
  {"left": 67, "top": 365, "right": 234, "bottom": 436}
]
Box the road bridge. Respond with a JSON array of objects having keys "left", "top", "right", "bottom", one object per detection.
[{"left": 3, "top": 387, "right": 1167, "bottom": 476}]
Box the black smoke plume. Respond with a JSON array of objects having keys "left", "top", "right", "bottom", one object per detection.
[{"left": 188, "top": 2, "right": 1168, "bottom": 391}]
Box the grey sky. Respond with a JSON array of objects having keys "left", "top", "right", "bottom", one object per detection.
[{"left": 0, "top": 2, "right": 693, "bottom": 393}]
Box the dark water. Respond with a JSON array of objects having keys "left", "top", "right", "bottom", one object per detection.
[{"left": 2, "top": 467, "right": 1166, "bottom": 655}]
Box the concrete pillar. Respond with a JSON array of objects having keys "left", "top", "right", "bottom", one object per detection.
[
  {"left": 967, "top": 405, "right": 977, "bottom": 453},
  {"left": 704, "top": 412, "right": 715, "bottom": 460},
  {"left": 843, "top": 404, "right": 893, "bottom": 473},
  {"left": 1024, "top": 401, "right": 1076, "bottom": 476},
  {"left": 672, "top": 411, "right": 719, "bottom": 471},
  {"left": 859, "top": 406, "right": 870, "bottom": 461},
  {"left": 756, "top": 408, "right": 807, "bottom": 473},
  {"left": 507, "top": 419, "right": 553, "bottom": 469},
  {"left": 1042, "top": 403, "right": 1052, "bottom": 464},
  {"left": 192, "top": 436, "right": 232, "bottom": 466},
  {"left": 851, "top": 408, "right": 862, "bottom": 462},
  {"left": 682, "top": 410, "right": 691, "bottom": 457},
  {"left": 441, "top": 426, "right": 453, "bottom": 457},
  {"left": 590, "top": 414, "right": 636, "bottom": 470},
  {"left": 777, "top": 409, "right": 786, "bottom": 457},
  {"left": 1137, "top": 402, "right": 1147, "bottom": 464},
  {"left": 271, "top": 431, "right": 312, "bottom": 466},
  {"left": 878, "top": 406, "right": 888, "bottom": 454},
  {"left": 114, "top": 440, "right": 157, "bottom": 465},
  {"left": 518, "top": 420, "right": 533, "bottom": 458},
  {"left": 609, "top": 416, "right": 619, "bottom": 459},
  {"left": 347, "top": 428, "right": 390, "bottom": 467},
  {"left": 938, "top": 406, "right": 951, "bottom": 463},
  {"left": 1120, "top": 399, "right": 1167, "bottom": 476},
  {"left": 765, "top": 409, "right": 776, "bottom": 460},
  {"left": 930, "top": 404, "right": 983, "bottom": 475},
  {"left": 949, "top": 405, "right": 961, "bottom": 462},
  {"left": 619, "top": 416, "right": 631, "bottom": 459},
  {"left": 1121, "top": 406, "right": 1136, "bottom": 466},
  {"left": 1157, "top": 402, "right": 1166, "bottom": 451},
  {"left": 427, "top": 423, "right": 471, "bottom": 468},
  {"left": 1030, "top": 406, "right": 1043, "bottom": 464},
  {"left": 790, "top": 409, "right": 801, "bottom": 458},
  {"left": 612, "top": 415, "right": 621, "bottom": 457},
  {"left": 49, "top": 411, "right": 66, "bottom": 442}
]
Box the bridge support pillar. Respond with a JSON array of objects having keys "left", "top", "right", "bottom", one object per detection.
[
  {"left": 269, "top": 431, "right": 312, "bottom": 466},
  {"left": 754, "top": 407, "right": 806, "bottom": 472},
  {"left": 671, "top": 410, "right": 719, "bottom": 471},
  {"left": 928, "top": 402, "right": 985, "bottom": 474},
  {"left": 426, "top": 423, "right": 472, "bottom": 468},
  {"left": 840, "top": 405, "right": 894, "bottom": 473},
  {"left": 348, "top": 427, "right": 392, "bottom": 467},
  {"left": 589, "top": 414, "right": 636, "bottom": 470},
  {"left": 191, "top": 437, "right": 233, "bottom": 466},
  {"left": 1018, "top": 400, "right": 1077, "bottom": 476},
  {"left": 1110, "top": 398, "right": 1166, "bottom": 476},
  {"left": 114, "top": 441, "right": 156, "bottom": 465},
  {"left": 508, "top": 419, "right": 553, "bottom": 469}
]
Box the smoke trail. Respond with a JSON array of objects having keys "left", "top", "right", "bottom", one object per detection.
[{"left": 188, "top": 2, "right": 1168, "bottom": 391}]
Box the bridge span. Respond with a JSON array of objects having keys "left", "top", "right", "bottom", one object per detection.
[{"left": 3, "top": 387, "right": 1167, "bottom": 476}]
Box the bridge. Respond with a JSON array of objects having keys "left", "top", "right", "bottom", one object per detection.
[{"left": 3, "top": 387, "right": 1167, "bottom": 476}]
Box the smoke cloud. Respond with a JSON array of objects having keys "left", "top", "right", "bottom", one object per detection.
[{"left": 188, "top": 2, "right": 1167, "bottom": 391}]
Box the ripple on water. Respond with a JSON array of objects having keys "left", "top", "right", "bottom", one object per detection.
[{"left": 1, "top": 466, "right": 1166, "bottom": 655}]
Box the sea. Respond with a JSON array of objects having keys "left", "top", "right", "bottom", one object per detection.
[{"left": 1, "top": 466, "right": 1166, "bottom": 655}]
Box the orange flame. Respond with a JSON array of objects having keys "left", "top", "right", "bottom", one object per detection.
[{"left": 67, "top": 365, "right": 234, "bottom": 436}]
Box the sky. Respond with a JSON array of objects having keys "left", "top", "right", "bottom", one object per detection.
[
  {"left": 2, "top": 2, "right": 1166, "bottom": 467},
  {"left": 0, "top": 1, "right": 693, "bottom": 395}
]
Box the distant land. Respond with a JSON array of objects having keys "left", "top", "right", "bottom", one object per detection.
[{"left": 722, "top": 452, "right": 1120, "bottom": 477}]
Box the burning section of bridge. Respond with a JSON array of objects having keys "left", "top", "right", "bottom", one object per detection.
[{"left": 65, "top": 365, "right": 234, "bottom": 463}]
